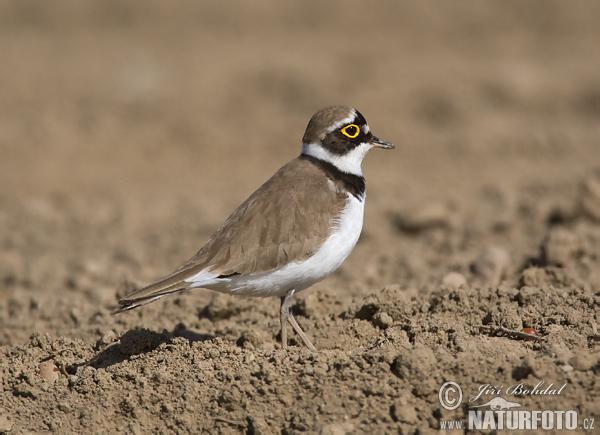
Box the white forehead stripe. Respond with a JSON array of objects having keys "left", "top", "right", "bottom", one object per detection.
[{"left": 326, "top": 109, "right": 357, "bottom": 134}]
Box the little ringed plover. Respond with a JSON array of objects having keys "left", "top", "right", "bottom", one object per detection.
[{"left": 117, "top": 105, "right": 394, "bottom": 350}]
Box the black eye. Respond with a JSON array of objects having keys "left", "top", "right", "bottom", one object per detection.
[{"left": 341, "top": 124, "right": 360, "bottom": 139}]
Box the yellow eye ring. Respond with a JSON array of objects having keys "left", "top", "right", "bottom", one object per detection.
[{"left": 341, "top": 124, "right": 360, "bottom": 139}]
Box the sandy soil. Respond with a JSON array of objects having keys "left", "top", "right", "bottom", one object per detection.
[{"left": 1, "top": 1, "right": 599, "bottom": 433}]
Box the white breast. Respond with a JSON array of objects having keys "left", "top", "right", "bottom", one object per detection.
[{"left": 195, "top": 193, "right": 365, "bottom": 298}]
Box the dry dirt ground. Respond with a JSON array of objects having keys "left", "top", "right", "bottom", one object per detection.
[{"left": 1, "top": 1, "right": 600, "bottom": 433}]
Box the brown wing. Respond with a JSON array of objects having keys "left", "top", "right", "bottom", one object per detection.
[
  {"left": 117, "top": 157, "right": 346, "bottom": 311},
  {"left": 185, "top": 156, "right": 346, "bottom": 276}
]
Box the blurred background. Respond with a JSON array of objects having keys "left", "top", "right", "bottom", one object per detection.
[{"left": 1, "top": 0, "right": 600, "bottom": 343}]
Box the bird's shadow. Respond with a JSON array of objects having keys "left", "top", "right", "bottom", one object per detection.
[{"left": 83, "top": 323, "right": 215, "bottom": 370}]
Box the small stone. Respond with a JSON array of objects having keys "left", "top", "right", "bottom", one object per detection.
[
  {"left": 39, "top": 361, "right": 60, "bottom": 383},
  {"left": 561, "top": 364, "right": 573, "bottom": 373},
  {"left": 470, "top": 245, "right": 509, "bottom": 286},
  {"left": 372, "top": 312, "right": 393, "bottom": 329},
  {"left": 99, "top": 330, "right": 117, "bottom": 345},
  {"left": 58, "top": 402, "right": 72, "bottom": 413},
  {"left": 441, "top": 272, "right": 467, "bottom": 289}
]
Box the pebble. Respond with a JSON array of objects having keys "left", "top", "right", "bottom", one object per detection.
[
  {"left": 39, "top": 361, "right": 60, "bottom": 383},
  {"left": 441, "top": 272, "right": 467, "bottom": 289},
  {"left": 371, "top": 312, "right": 393, "bottom": 329},
  {"left": 561, "top": 364, "right": 573, "bottom": 373},
  {"left": 470, "top": 245, "right": 509, "bottom": 286},
  {"left": 99, "top": 330, "right": 117, "bottom": 345}
]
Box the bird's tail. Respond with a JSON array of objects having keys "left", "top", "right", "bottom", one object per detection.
[{"left": 114, "top": 277, "right": 192, "bottom": 314}]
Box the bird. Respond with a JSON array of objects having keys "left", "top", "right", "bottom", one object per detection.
[{"left": 116, "top": 105, "right": 394, "bottom": 350}]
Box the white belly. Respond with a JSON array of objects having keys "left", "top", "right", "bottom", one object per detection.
[{"left": 193, "top": 194, "right": 365, "bottom": 298}]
